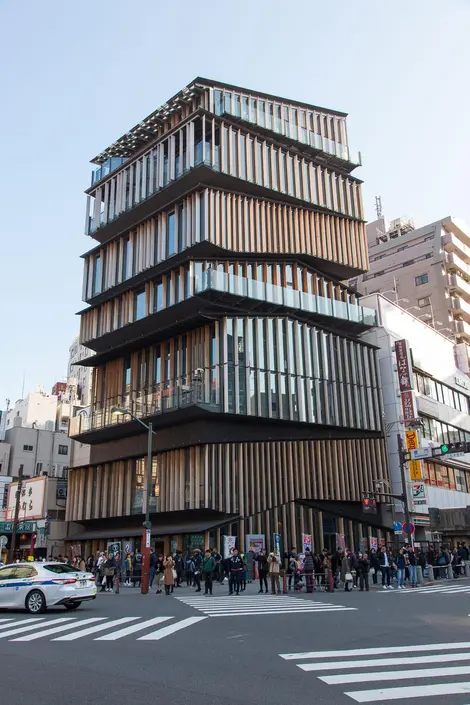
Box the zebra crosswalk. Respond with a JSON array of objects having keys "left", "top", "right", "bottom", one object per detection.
[
  {"left": 379, "top": 583, "right": 470, "bottom": 596},
  {"left": 279, "top": 641, "right": 470, "bottom": 702},
  {"left": 175, "top": 594, "right": 356, "bottom": 617},
  {"left": 0, "top": 615, "right": 204, "bottom": 643}
]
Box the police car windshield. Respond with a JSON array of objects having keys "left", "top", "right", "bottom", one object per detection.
[{"left": 43, "top": 564, "right": 80, "bottom": 574}]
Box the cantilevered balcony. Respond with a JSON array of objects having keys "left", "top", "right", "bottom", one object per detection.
[
  {"left": 450, "top": 296, "right": 470, "bottom": 322},
  {"left": 445, "top": 252, "right": 470, "bottom": 280},
  {"left": 455, "top": 319, "right": 470, "bottom": 340},
  {"left": 448, "top": 273, "right": 470, "bottom": 303},
  {"left": 80, "top": 268, "right": 377, "bottom": 358},
  {"left": 443, "top": 231, "right": 470, "bottom": 263}
]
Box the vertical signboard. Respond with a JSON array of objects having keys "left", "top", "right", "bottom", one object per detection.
[{"left": 395, "top": 340, "right": 413, "bottom": 391}]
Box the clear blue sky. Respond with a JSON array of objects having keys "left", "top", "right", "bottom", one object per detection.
[{"left": 1, "top": 0, "right": 469, "bottom": 406}]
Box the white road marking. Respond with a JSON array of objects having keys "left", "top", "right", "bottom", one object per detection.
[
  {"left": 94, "top": 616, "right": 172, "bottom": 641},
  {"left": 52, "top": 617, "right": 141, "bottom": 640},
  {"left": 138, "top": 616, "right": 206, "bottom": 640},
  {"left": 346, "top": 682, "right": 470, "bottom": 702},
  {"left": 299, "top": 651, "right": 470, "bottom": 672},
  {"left": 176, "top": 594, "right": 356, "bottom": 617},
  {"left": 11, "top": 618, "right": 105, "bottom": 641},
  {"left": 205, "top": 608, "right": 356, "bottom": 617},
  {"left": 281, "top": 640, "right": 470, "bottom": 702},
  {"left": 0, "top": 617, "right": 65, "bottom": 639},
  {"left": 379, "top": 584, "right": 470, "bottom": 595},
  {"left": 280, "top": 640, "right": 470, "bottom": 660},
  {"left": 320, "top": 664, "right": 470, "bottom": 685},
  {"left": 0, "top": 618, "right": 41, "bottom": 631}
]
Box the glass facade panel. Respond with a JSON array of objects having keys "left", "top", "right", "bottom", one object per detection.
[
  {"left": 167, "top": 212, "right": 176, "bottom": 256},
  {"left": 93, "top": 255, "right": 101, "bottom": 296},
  {"left": 134, "top": 289, "right": 146, "bottom": 320}
]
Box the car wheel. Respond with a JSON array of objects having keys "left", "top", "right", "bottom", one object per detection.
[
  {"left": 64, "top": 602, "right": 81, "bottom": 610},
  {"left": 26, "top": 590, "right": 46, "bottom": 614}
]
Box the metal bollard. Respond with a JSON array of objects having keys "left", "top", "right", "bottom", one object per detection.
[
  {"left": 416, "top": 566, "right": 424, "bottom": 584},
  {"left": 447, "top": 563, "right": 454, "bottom": 580},
  {"left": 427, "top": 565, "right": 434, "bottom": 581},
  {"left": 282, "top": 572, "right": 287, "bottom": 594},
  {"left": 465, "top": 561, "right": 470, "bottom": 578}
]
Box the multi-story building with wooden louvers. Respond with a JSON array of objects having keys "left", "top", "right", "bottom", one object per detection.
[{"left": 67, "top": 78, "right": 390, "bottom": 557}]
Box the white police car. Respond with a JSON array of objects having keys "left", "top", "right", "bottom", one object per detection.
[{"left": 0, "top": 562, "right": 97, "bottom": 613}]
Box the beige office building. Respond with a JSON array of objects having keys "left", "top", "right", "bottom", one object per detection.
[{"left": 350, "top": 215, "right": 470, "bottom": 371}]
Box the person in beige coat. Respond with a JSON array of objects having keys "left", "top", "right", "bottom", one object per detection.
[
  {"left": 268, "top": 552, "right": 281, "bottom": 595},
  {"left": 163, "top": 556, "right": 175, "bottom": 595}
]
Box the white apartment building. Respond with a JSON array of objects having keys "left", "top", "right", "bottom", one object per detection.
[
  {"left": 361, "top": 294, "right": 470, "bottom": 544},
  {"left": 5, "top": 386, "right": 58, "bottom": 432},
  {"left": 4, "top": 417, "right": 71, "bottom": 479},
  {"left": 350, "top": 215, "right": 470, "bottom": 372}
]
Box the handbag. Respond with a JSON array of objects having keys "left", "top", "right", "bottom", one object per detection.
[
  {"left": 370, "top": 567, "right": 375, "bottom": 575},
  {"left": 345, "top": 572, "right": 353, "bottom": 582},
  {"left": 172, "top": 568, "right": 177, "bottom": 579}
]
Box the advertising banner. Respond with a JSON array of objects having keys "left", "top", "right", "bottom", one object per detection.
[
  {"left": 6, "top": 477, "right": 46, "bottom": 521},
  {"left": 409, "top": 459, "right": 423, "bottom": 481},
  {"left": 412, "top": 482, "right": 427, "bottom": 506},
  {"left": 369, "top": 536, "right": 378, "bottom": 551},
  {"left": 107, "top": 541, "right": 121, "bottom": 557},
  {"left": 401, "top": 390, "right": 416, "bottom": 425},
  {"left": 302, "top": 533, "right": 312, "bottom": 552},
  {"left": 273, "top": 533, "right": 282, "bottom": 555},
  {"left": 223, "top": 535, "right": 236, "bottom": 558},
  {"left": 245, "top": 534, "right": 265, "bottom": 554},
  {"left": 405, "top": 430, "right": 419, "bottom": 450}
]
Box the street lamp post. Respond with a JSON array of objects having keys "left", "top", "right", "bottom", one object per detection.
[{"left": 111, "top": 407, "right": 155, "bottom": 595}]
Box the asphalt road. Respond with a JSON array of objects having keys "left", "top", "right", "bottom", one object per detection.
[{"left": 2, "top": 579, "right": 470, "bottom": 704}]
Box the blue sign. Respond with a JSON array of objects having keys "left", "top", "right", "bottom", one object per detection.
[{"left": 393, "top": 521, "right": 403, "bottom": 532}]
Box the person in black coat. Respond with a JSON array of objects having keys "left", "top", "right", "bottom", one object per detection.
[
  {"left": 356, "top": 552, "right": 370, "bottom": 591},
  {"left": 255, "top": 550, "right": 269, "bottom": 593},
  {"left": 369, "top": 549, "right": 380, "bottom": 585}
]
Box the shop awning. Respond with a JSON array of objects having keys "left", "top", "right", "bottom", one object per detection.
[{"left": 65, "top": 513, "right": 240, "bottom": 542}]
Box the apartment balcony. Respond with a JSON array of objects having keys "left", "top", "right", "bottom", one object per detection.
[
  {"left": 455, "top": 319, "right": 470, "bottom": 341},
  {"left": 80, "top": 269, "right": 377, "bottom": 361},
  {"left": 445, "top": 252, "right": 470, "bottom": 279},
  {"left": 448, "top": 273, "right": 470, "bottom": 304},
  {"left": 450, "top": 297, "right": 470, "bottom": 322},
  {"left": 443, "top": 232, "right": 470, "bottom": 263},
  {"left": 69, "top": 376, "right": 221, "bottom": 443}
]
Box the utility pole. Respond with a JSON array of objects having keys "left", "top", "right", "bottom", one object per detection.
[
  {"left": 397, "top": 434, "right": 412, "bottom": 544},
  {"left": 8, "top": 465, "right": 24, "bottom": 563}
]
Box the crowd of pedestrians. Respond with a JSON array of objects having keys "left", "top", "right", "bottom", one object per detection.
[{"left": 63, "top": 540, "right": 470, "bottom": 596}]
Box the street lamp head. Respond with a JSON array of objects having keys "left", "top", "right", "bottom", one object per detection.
[{"left": 110, "top": 407, "right": 129, "bottom": 415}]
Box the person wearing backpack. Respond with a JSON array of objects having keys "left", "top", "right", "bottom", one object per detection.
[
  {"left": 202, "top": 549, "right": 216, "bottom": 595},
  {"left": 303, "top": 549, "right": 315, "bottom": 593},
  {"left": 212, "top": 548, "right": 223, "bottom": 583}
]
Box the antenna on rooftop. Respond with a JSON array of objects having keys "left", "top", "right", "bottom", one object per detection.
[{"left": 374, "top": 196, "right": 383, "bottom": 219}]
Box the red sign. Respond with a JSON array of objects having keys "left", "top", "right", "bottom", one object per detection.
[
  {"left": 401, "top": 390, "right": 415, "bottom": 424},
  {"left": 395, "top": 339, "right": 413, "bottom": 391}
]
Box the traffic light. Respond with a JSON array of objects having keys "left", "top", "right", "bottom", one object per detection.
[
  {"left": 438, "top": 441, "right": 470, "bottom": 455},
  {"left": 362, "top": 492, "right": 377, "bottom": 514}
]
